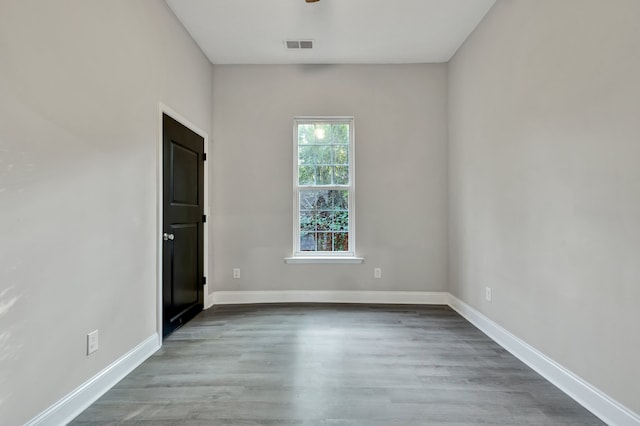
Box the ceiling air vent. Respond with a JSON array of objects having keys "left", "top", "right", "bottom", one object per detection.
[{"left": 285, "top": 40, "right": 314, "bottom": 49}]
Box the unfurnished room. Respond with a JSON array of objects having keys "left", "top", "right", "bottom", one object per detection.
[{"left": 0, "top": 0, "right": 639, "bottom": 425}]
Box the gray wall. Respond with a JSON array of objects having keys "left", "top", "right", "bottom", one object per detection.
[
  {"left": 0, "top": 1, "right": 212, "bottom": 424},
  {"left": 211, "top": 64, "right": 448, "bottom": 293},
  {"left": 3, "top": 0, "right": 638, "bottom": 422},
  {"left": 448, "top": 0, "right": 640, "bottom": 414}
]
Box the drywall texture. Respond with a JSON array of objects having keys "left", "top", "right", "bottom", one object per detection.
[
  {"left": 448, "top": 0, "right": 640, "bottom": 414},
  {"left": 211, "top": 64, "right": 448, "bottom": 292},
  {"left": 0, "top": 1, "right": 212, "bottom": 424}
]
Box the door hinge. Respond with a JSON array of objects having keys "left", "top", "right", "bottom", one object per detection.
[
  {"left": 202, "top": 153, "right": 207, "bottom": 161},
  {"left": 202, "top": 276, "right": 207, "bottom": 286},
  {"left": 202, "top": 214, "right": 207, "bottom": 223}
]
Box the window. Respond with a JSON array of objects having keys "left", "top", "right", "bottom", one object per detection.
[{"left": 291, "top": 117, "right": 358, "bottom": 260}]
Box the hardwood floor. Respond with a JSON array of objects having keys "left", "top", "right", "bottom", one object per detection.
[{"left": 71, "top": 304, "right": 603, "bottom": 425}]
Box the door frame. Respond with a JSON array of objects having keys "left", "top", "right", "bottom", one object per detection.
[{"left": 156, "top": 103, "right": 211, "bottom": 344}]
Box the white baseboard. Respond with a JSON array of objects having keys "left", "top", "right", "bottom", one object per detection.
[
  {"left": 204, "top": 284, "right": 214, "bottom": 309},
  {"left": 210, "top": 290, "right": 449, "bottom": 305},
  {"left": 448, "top": 294, "right": 640, "bottom": 426},
  {"left": 27, "top": 295, "right": 639, "bottom": 426},
  {"left": 26, "top": 333, "right": 160, "bottom": 426}
]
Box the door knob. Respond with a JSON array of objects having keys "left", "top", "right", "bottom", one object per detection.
[{"left": 163, "top": 233, "right": 175, "bottom": 241}]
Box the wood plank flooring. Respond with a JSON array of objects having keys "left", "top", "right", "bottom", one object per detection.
[{"left": 71, "top": 304, "right": 603, "bottom": 425}]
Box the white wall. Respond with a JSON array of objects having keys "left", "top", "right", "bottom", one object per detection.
[
  {"left": 211, "top": 64, "right": 448, "bottom": 293},
  {"left": 448, "top": 0, "right": 640, "bottom": 414},
  {"left": 0, "top": 1, "right": 212, "bottom": 424}
]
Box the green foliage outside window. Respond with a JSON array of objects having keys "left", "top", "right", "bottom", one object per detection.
[
  {"left": 298, "top": 123, "right": 349, "bottom": 186},
  {"left": 297, "top": 121, "right": 351, "bottom": 253}
]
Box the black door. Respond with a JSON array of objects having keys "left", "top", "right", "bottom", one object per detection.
[{"left": 162, "top": 113, "right": 204, "bottom": 338}]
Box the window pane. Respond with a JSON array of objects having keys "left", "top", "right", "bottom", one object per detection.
[
  {"left": 298, "top": 166, "right": 315, "bottom": 185},
  {"left": 332, "top": 210, "right": 348, "bottom": 231},
  {"left": 317, "top": 146, "right": 332, "bottom": 163},
  {"left": 317, "top": 232, "right": 333, "bottom": 251},
  {"left": 331, "top": 124, "right": 349, "bottom": 144},
  {"left": 298, "top": 124, "right": 315, "bottom": 145},
  {"left": 315, "top": 191, "right": 330, "bottom": 208},
  {"left": 312, "top": 124, "right": 332, "bottom": 144},
  {"left": 300, "top": 211, "right": 315, "bottom": 231},
  {"left": 299, "top": 145, "right": 331, "bottom": 165},
  {"left": 334, "top": 233, "right": 349, "bottom": 251},
  {"left": 334, "top": 166, "right": 349, "bottom": 185},
  {"left": 317, "top": 166, "right": 332, "bottom": 185},
  {"left": 333, "top": 145, "right": 348, "bottom": 165},
  {"left": 329, "top": 190, "right": 348, "bottom": 210},
  {"left": 300, "top": 232, "right": 316, "bottom": 251},
  {"left": 316, "top": 211, "right": 332, "bottom": 230},
  {"left": 299, "top": 123, "right": 339, "bottom": 145},
  {"left": 300, "top": 190, "right": 322, "bottom": 209},
  {"left": 300, "top": 190, "right": 330, "bottom": 210},
  {"left": 302, "top": 190, "right": 348, "bottom": 210},
  {"left": 298, "top": 146, "right": 314, "bottom": 165}
]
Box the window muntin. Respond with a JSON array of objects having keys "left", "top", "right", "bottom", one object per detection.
[
  {"left": 299, "top": 189, "right": 349, "bottom": 251},
  {"left": 294, "top": 118, "right": 354, "bottom": 256}
]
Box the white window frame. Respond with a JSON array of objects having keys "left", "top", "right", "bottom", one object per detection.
[{"left": 286, "top": 117, "right": 362, "bottom": 263}]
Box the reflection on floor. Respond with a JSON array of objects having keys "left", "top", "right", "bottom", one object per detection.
[{"left": 71, "top": 304, "right": 603, "bottom": 425}]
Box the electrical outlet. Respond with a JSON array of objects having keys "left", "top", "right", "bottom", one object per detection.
[
  {"left": 87, "top": 330, "right": 99, "bottom": 355},
  {"left": 374, "top": 267, "right": 382, "bottom": 279},
  {"left": 233, "top": 268, "right": 241, "bottom": 279},
  {"left": 485, "top": 287, "right": 492, "bottom": 302}
]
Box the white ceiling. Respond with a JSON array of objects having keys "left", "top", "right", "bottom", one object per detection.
[{"left": 165, "top": 0, "right": 495, "bottom": 64}]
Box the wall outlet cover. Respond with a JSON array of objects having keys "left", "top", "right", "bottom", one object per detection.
[
  {"left": 87, "top": 330, "right": 99, "bottom": 355},
  {"left": 485, "top": 287, "right": 492, "bottom": 302}
]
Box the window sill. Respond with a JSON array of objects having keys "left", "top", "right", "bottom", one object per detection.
[{"left": 284, "top": 256, "right": 365, "bottom": 264}]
